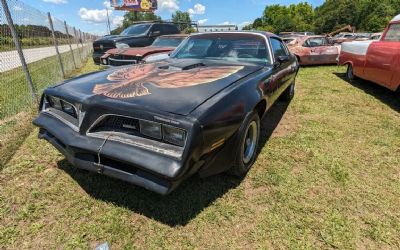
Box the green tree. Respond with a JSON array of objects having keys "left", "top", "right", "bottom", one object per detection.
[
  {"left": 314, "top": 0, "right": 359, "bottom": 34},
  {"left": 172, "top": 11, "right": 192, "bottom": 33}
]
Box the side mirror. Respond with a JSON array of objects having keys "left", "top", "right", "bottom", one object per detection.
[
  {"left": 150, "top": 30, "right": 161, "bottom": 37},
  {"left": 274, "top": 55, "right": 290, "bottom": 67}
]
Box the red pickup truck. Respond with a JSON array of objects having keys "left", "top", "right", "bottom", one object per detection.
[{"left": 339, "top": 14, "right": 400, "bottom": 92}]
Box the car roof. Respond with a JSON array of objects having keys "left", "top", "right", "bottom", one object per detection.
[
  {"left": 190, "top": 31, "right": 280, "bottom": 40},
  {"left": 158, "top": 34, "right": 189, "bottom": 38}
]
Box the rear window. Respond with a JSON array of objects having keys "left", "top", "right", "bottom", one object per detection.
[{"left": 384, "top": 23, "right": 400, "bottom": 42}]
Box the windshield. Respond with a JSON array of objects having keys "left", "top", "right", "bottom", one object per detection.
[
  {"left": 120, "top": 24, "right": 152, "bottom": 36},
  {"left": 171, "top": 34, "right": 271, "bottom": 65},
  {"left": 151, "top": 37, "right": 185, "bottom": 47}
]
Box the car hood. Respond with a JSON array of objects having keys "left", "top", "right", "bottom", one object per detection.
[
  {"left": 50, "top": 59, "right": 263, "bottom": 115},
  {"left": 107, "top": 46, "right": 175, "bottom": 57}
]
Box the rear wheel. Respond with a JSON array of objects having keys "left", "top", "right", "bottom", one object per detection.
[
  {"left": 229, "top": 112, "right": 260, "bottom": 176},
  {"left": 346, "top": 64, "right": 356, "bottom": 81}
]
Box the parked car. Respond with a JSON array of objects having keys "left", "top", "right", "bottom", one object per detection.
[
  {"left": 285, "top": 35, "right": 340, "bottom": 65},
  {"left": 33, "top": 32, "right": 299, "bottom": 195},
  {"left": 339, "top": 14, "right": 400, "bottom": 92},
  {"left": 332, "top": 32, "right": 357, "bottom": 44},
  {"left": 370, "top": 32, "right": 383, "bottom": 40},
  {"left": 100, "top": 34, "right": 188, "bottom": 66},
  {"left": 92, "top": 22, "right": 180, "bottom": 64},
  {"left": 279, "top": 32, "right": 315, "bottom": 38}
]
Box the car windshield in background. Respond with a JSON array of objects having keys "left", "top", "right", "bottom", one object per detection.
[
  {"left": 120, "top": 24, "right": 152, "bottom": 36},
  {"left": 152, "top": 37, "right": 185, "bottom": 47},
  {"left": 171, "top": 34, "right": 271, "bottom": 65}
]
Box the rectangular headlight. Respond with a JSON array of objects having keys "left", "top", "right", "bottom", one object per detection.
[
  {"left": 46, "top": 96, "right": 78, "bottom": 119},
  {"left": 163, "top": 125, "right": 186, "bottom": 147},
  {"left": 47, "top": 96, "right": 62, "bottom": 110},
  {"left": 139, "top": 120, "right": 162, "bottom": 140},
  {"left": 60, "top": 100, "right": 77, "bottom": 118}
]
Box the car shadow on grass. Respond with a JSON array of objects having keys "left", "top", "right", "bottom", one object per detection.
[
  {"left": 57, "top": 101, "right": 289, "bottom": 227},
  {"left": 334, "top": 72, "right": 400, "bottom": 113}
]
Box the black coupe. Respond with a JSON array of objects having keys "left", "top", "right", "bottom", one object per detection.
[{"left": 34, "top": 32, "right": 299, "bottom": 195}]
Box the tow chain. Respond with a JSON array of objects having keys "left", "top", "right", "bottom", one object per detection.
[{"left": 95, "top": 135, "right": 111, "bottom": 174}]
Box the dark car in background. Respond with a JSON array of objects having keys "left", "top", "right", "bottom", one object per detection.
[
  {"left": 92, "top": 22, "right": 180, "bottom": 64},
  {"left": 34, "top": 32, "right": 299, "bottom": 195},
  {"left": 100, "top": 34, "right": 188, "bottom": 66}
]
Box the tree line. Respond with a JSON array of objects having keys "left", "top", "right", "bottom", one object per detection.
[{"left": 242, "top": 0, "right": 400, "bottom": 34}]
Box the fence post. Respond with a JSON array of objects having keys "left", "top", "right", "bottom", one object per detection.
[
  {"left": 48, "top": 12, "right": 65, "bottom": 79},
  {"left": 73, "top": 27, "right": 82, "bottom": 62},
  {"left": 64, "top": 21, "right": 77, "bottom": 69},
  {"left": 79, "top": 30, "right": 85, "bottom": 58},
  {"left": 1, "top": 0, "right": 37, "bottom": 102}
]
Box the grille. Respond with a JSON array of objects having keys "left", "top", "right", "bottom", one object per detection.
[
  {"left": 91, "top": 116, "right": 140, "bottom": 135},
  {"left": 93, "top": 42, "right": 115, "bottom": 52},
  {"left": 111, "top": 55, "right": 138, "bottom": 60},
  {"left": 109, "top": 55, "right": 140, "bottom": 66}
]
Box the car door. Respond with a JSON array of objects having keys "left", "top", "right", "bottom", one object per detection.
[
  {"left": 269, "top": 37, "right": 293, "bottom": 100},
  {"left": 303, "top": 37, "right": 338, "bottom": 64},
  {"left": 364, "top": 23, "right": 400, "bottom": 90}
]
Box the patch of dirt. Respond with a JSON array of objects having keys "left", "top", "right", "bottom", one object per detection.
[{"left": 271, "top": 110, "right": 300, "bottom": 138}]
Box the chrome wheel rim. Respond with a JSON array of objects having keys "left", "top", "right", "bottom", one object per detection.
[{"left": 243, "top": 121, "right": 258, "bottom": 164}]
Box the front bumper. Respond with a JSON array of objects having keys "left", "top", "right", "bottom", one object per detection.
[{"left": 33, "top": 112, "right": 198, "bottom": 195}]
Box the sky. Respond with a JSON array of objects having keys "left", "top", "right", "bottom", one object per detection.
[{"left": 18, "top": 0, "right": 324, "bottom": 35}]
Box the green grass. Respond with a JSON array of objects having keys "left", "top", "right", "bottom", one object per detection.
[
  {"left": 0, "top": 55, "right": 104, "bottom": 168},
  {"left": 0, "top": 65, "right": 399, "bottom": 249}
]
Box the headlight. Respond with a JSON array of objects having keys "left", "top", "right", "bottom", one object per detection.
[
  {"left": 46, "top": 95, "right": 78, "bottom": 118},
  {"left": 139, "top": 120, "right": 162, "bottom": 140},
  {"left": 101, "top": 58, "right": 108, "bottom": 65},
  {"left": 163, "top": 125, "right": 186, "bottom": 147},
  {"left": 115, "top": 43, "right": 130, "bottom": 49}
]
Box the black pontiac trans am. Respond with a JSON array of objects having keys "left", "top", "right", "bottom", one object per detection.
[{"left": 34, "top": 32, "right": 299, "bottom": 195}]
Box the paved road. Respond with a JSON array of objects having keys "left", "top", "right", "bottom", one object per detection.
[{"left": 0, "top": 44, "right": 90, "bottom": 73}]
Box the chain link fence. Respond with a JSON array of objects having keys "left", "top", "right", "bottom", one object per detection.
[{"left": 0, "top": 0, "right": 99, "bottom": 166}]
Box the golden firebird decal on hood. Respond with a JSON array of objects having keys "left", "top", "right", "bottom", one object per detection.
[{"left": 93, "top": 64, "right": 244, "bottom": 99}]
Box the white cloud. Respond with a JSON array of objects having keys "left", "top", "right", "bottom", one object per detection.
[
  {"left": 103, "top": 1, "right": 111, "bottom": 9},
  {"left": 158, "top": 0, "right": 180, "bottom": 12},
  {"left": 43, "top": 0, "right": 68, "bottom": 4},
  {"left": 13, "top": 5, "right": 23, "bottom": 11},
  {"left": 112, "top": 16, "right": 124, "bottom": 26},
  {"left": 188, "top": 3, "right": 205, "bottom": 15},
  {"left": 197, "top": 19, "right": 208, "bottom": 25},
  {"left": 79, "top": 6, "right": 123, "bottom": 28},
  {"left": 79, "top": 8, "right": 109, "bottom": 23}
]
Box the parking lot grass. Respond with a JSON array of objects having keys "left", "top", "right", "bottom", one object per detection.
[
  {"left": 0, "top": 65, "right": 399, "bottom": 249},
  {"left": 0, "top": 57, "right": 104, "bottom": 168}
]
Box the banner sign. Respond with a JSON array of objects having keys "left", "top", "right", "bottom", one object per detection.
[{"left": 110, "top": 0, "right": 158, "bottom": 12}]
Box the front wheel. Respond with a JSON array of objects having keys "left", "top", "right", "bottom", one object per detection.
[
  {"left": 346, "top": 64, "right": 356, "bottom": 81},
  {"left": 229, "top": 112, "right": 260, "bottom": 176}
]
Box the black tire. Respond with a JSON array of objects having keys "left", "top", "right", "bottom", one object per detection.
[
  {"left": 229, "top": 112, "right": 260, "bottom": 176},
  {"left": 281, "top": 81, "right": 296, "bottom": 101},
  {"left": 346, "top": 64, "right": 356, "bottom": 81}
]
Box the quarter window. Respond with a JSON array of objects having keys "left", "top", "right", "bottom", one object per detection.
[
  {"left": 384, "top": 23, "right": 400, "bottom": 42},
  {"left": 270, "top": 38, "right": 288, "bottom": 58}
]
